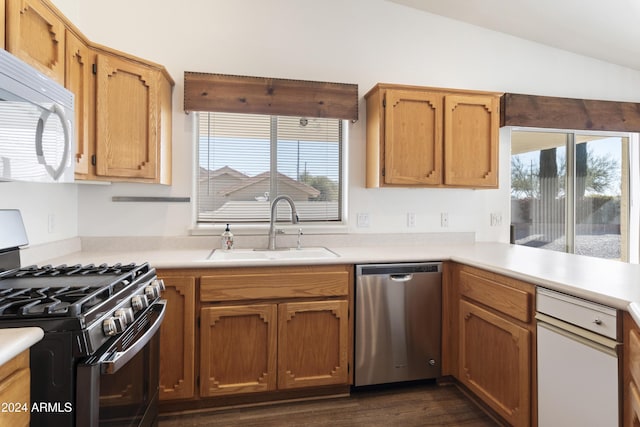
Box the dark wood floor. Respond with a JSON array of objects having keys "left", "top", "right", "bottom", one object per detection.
[{"left": 158, "top": 382, "right": 500, "bottom": 426}]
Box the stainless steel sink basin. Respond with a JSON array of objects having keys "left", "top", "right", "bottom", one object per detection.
[{"left": 208, "top": 247, "right": 339, "bottom": 261}]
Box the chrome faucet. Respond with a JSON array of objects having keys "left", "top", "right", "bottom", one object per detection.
[{"left": 268, "top": 195, "right": 299, "bottom": 250}]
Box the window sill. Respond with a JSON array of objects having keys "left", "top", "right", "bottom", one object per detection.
[{"left": 189, "top": 222, "right": 349, "bottom": 236}]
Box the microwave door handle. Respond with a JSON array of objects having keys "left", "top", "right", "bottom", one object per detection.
[
  {"left": 100, "top": 300, "right": 167, "bottom": 375},
  {"left": 35, "top": 103, "right": 71, "bottom": 180}
]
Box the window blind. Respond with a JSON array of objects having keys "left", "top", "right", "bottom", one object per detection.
[{"left": 197, "top": 111, "right": 342, "bottom": 223}]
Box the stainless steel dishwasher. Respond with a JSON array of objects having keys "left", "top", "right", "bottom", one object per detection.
[{"left": 355, "top": 262, "right": 442, "bottom": 386}]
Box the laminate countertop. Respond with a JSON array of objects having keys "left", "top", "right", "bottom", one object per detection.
[
  {"left": 0, "top": 327, "right": 44, "bottom": 366},
  {"left": 40, "top": 241, "right": 640, "bottom": 316}
]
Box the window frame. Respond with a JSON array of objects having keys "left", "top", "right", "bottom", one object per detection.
[
  {"left": 190, "top": 113, "right": 350, "bottom": 235},
  {"left": 509, "top": 126, "right": 638, "bottom": 262}
]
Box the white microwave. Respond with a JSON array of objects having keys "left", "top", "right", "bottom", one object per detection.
[{"left": 0, "top": 49, "right": 74, "bottom": 183}]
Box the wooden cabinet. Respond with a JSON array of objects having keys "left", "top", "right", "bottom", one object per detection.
[
  {"left": 89, "top": 50, "right": 172, "bottom": 183},
  {"left": 157, "top": 274, "right": 196, "bottom": 401},
  {"left": 65, "top": 30, "right": 94, "bottom": 177},
  {"left": 200, "top": 304, "right": 277, "bottom": 397},
  {"left": 444, "top": 263, "right": 535, "bottom": 427},
  {"left": 199, "top": 265, "right": 352, "bottom": 399},
  {"left": 5, "top": 0, "right": 65, "bottom": 83},
  {"left": 624, "top": 312, "right": 640, "bottom": 427},
  {"left": 365, "top": 83, "right": 500, "bottom": 188},
  {"left": 5, "top": 0, "right": 173, "bottom": 184},
  {"left": 0, "top": 350, "right": 31, "bottom": 427},
  {"left": 1, "top": 0, "right": 5, "bottom": 48},
  {"left": 278, "top": 300, "right": 349, "bottom": 389}
]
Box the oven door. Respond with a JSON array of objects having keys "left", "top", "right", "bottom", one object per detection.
[{"left": 76, "top": 300, "right": 166, "bottom": 427}]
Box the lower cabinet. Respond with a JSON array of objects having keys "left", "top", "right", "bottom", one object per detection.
[
  {"left": 459, "top": 300, "right": 531, "bottom": 426},
  {"left": 158, "top": 265, "right": 353, "bottom": 409},
  {"left": 0, "top": 350, "right": 30, "bottom": 427},
  {"left": 277, "top": 300, "right": 349, "bottom": 389},
  {"left": 446, "top": 263, "right": 535, "bottom": 427},
  {"left": 624, "top": 312, "right": 640, "bottom": 427},
  {"left": 158, "top": 275, "right": 196, "bottom": 401},
  {"left": 200, "top": 304, "right": 277, "bottom": 397}
]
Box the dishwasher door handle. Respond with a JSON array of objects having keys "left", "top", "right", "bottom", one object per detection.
[{"left": 389, "top": 274, "right": 413, "bottom": 282}]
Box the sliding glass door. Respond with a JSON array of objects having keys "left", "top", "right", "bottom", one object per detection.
[{"left": 511, "top": 129, "right": 629, "bottom": 261}]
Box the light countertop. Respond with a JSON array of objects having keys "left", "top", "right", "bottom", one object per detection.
[
  {"left": 0, "top": 327, "right": 44, "bottom": 366},
  {"left": 39, "top": 241, "right": 640, "bottom": 313}
]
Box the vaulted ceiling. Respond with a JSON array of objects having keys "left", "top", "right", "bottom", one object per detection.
[{"left": 390, "top": 0, "right": 640, "bottom": 72}]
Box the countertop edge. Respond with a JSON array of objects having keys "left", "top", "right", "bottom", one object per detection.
[{"left": 0, "top": 327, "right": 44, "bottom": 366}]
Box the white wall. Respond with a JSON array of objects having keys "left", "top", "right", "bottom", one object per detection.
[{"left": 13, "top": 0, "right": 640, "bottom": 244}]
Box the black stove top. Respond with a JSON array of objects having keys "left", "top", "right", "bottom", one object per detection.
[{"left": 0, "top": 262, "right": 152, "bottom": 321}]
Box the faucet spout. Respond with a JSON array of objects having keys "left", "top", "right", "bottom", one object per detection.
[{"left": 268, "top": 195, "right": 299, "bottom": 250}]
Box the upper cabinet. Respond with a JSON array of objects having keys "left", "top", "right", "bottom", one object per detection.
[
  {"left": 1, "top": 0, "right": 5, "bottom": 48},
  {"left": 365, "top": 83, "right": 501, "bottom": 189},
  {"left": 5, "top": 0, "right": 65, "bottom": 83},
  {"left": 92, "top": 49, "right": 172, "bottom": 183},
  {"left": 5, "top": 0, "right": 174, "bottom": 184}
]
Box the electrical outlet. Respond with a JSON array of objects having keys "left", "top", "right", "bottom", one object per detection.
[
  {"left": 357, "top": 213, "right": 370, "bottom": 228},
  {"left": 47, "top": 214, "right": 55, "bottom": 233},
  {"left": 407, "top": 212, "right": 416, "bottom": 228},
  {"left": 490, "top": 212, "right": 503, "bottom": 227},
  {"left": 441, "top": 212, "right": 449, "bottom": 227}
]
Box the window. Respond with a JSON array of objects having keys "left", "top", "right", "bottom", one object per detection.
[
  {"left": 197, "top": 112, "right": 344, "bottom": 224},
  {"left": 510, "top": 129, "right": 637, "bottom": 261}
]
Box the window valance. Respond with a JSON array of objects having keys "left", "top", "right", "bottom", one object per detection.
[{"left": 184, "top": 72, "right": 358, "bottom": 121}]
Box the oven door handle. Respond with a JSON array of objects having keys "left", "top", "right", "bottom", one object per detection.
[{"left": 101, "top": 300, "right": 167, "bottom": 375}]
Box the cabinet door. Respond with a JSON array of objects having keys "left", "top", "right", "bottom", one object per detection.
[
  {"left": 277, "top": 300, "right": 349, "bottom": 389},
  {"left": 200, "top": 304, "right": 277, "bottom": 397},
  {"left": 5, "top": 0, "right": 66, "bottom": 83},
  {"left": 443, "top": 94, "right": 499, "bottom": 187},
  {"left": 0, "top": 350, "right": 30, "bottom": 427},
  {"left": 65, "top": 30, "right": 94, "bottom": 177},
  {"left": 459, "top": 300, "right": 530, "bottom": 427},
  {"left": 1, "top": 0, "right": 5, "bottom": 49},
  {"left": 384, "top": 90, "right": 443, "bottom": 185},
  {"left": 94, "top": 53, "right": 158, "bottom": 180},
  {"left": 158, "top": 276, "right": 196, "bottom": 401}
]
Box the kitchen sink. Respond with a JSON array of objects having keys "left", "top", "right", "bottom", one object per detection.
[{"left": 207, "top": 246, "right": 339, "bottom": 261}]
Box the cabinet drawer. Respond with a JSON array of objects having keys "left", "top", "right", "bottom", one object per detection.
[
  {"left": 459, "top": 269, "right": 532, "bottom": 323},
  {"left": 201, "top": 266, "right": 350, "bottom": 302}
]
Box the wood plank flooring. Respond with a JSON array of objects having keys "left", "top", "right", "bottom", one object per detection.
[{"left": 159, "top": 381, "right": 500, "bottom": 426}]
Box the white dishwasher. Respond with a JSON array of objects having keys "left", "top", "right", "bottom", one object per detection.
[{"left": 536, "top": 287, "right": 621, "bottom": 427}]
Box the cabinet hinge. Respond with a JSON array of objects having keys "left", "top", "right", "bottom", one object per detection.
[
  {"left": 382, "top": 98, "right": 386, "bottom": 108},
  {"left": 91, "top": 155, "right": 96, "bottom": 166},
  {"left": 381, "top": 168, "right": 385, "bottom": 177},
  {"left": 92, "top": 63, "right": 97, "bottom": 75}
]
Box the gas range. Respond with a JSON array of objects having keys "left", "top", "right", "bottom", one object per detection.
[
  {"left": 0, "top": 262, "right": 164, "bottom": 356},
  {"left": 0, "top": 210, "right": 167, "bottom": 426}
]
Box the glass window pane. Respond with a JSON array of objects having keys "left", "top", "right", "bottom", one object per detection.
[
  {"left": 574, "top": 135, "right": 624, "bottom": 259},
  {"left": 196, "top": 112, "right": 342, "bottom": 223},
  {"left": 511, "top": 131, "right": 567, "bottom": 252}
]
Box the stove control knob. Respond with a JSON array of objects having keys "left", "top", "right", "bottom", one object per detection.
[
  {"left": 152, "top": 279, "right": 166, "bottom": 292},
  {"left": 131, "top": 295, "right": 149, "bottom": 312},
  {"left": 103, "top": 317, "right": 125, "bottom": 336},
  {"left": 145, "top": 284, "right": 160, "bottom": 301},
  {"left": 115, "top": 307, "right": 134, "bottom": 326}
]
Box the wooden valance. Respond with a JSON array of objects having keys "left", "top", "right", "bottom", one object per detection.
[
  {"left": 184, "top": 72, "right": 358, "bottom": 121},
  {"left": 501, "top": 93, "right": 640, "bottom": 133}
]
